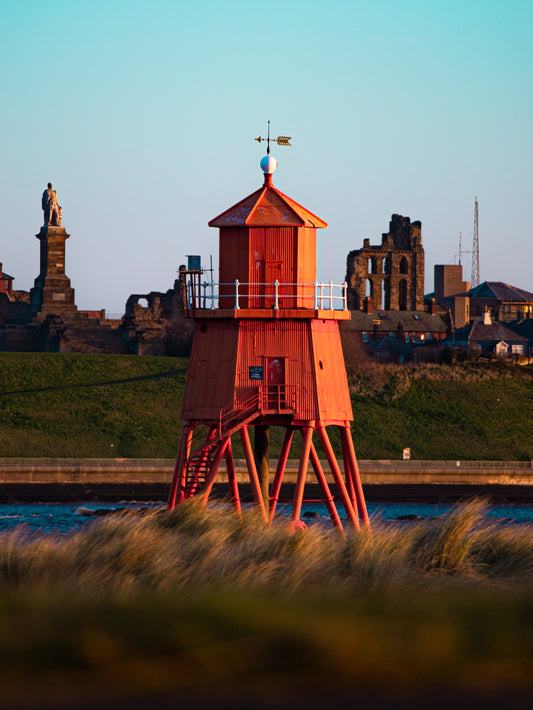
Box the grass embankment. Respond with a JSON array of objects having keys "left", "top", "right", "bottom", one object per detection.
[
  {"left": 0, "top": 352, "right": 188, "bottom": 458},
  {"left": 0, "top": 500, "right": 532, "bottom": 706},
  {"left": 1, "top": 352, "right": 533, "bottom": 459},
  {"left": 349, "top": 362, "right": 533, "bottom": 460}
]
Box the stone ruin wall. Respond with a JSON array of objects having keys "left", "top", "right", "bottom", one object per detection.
[
  {"left": 345, "top": 214, "right": 425, "bottom": 312},
  {"left": 121, "top": 267, "right": 193, "bottom": 356}
]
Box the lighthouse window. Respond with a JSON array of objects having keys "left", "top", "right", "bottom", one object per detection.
[{"left": 319, "top": 360, "right": 324, "bottom": 370}]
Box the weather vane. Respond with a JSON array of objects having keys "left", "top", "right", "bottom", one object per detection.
[{"left": 254, "top": 120, "right": 292, "bottom": 154}]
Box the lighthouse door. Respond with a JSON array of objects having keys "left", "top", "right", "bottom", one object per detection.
[
  {"left": 265, "top": 261, "right": 283, "bottom": 308},
  {"left": 266, "top": 357, "right": 286, "bottom": 410}
]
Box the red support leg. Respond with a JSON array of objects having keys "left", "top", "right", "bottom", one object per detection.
[
  {"left": 340, "top": 425, "right": 357, "bottom": 509},
  {"left": 309, "top": 441, "right": 345, "bottom": 534},
  {"left": 239, "top": 426, "right": 268, "bottom": 522},
  {"left": 340, "top": 424, "right": 369, "bottom": 525},
  {"left": 167, "top": 425, "right": 193, "bottom": 510},
  {"left": 225, "top": 437, "right": 242, "bottom": 514},
  {"left": 269, "top": 427, "right": 294, "bottom": 523},
  {"left": 316, "top": 422, "right": 359, "bottom": 529},
  {"left": 291, "top": 425, "right": 313, "bottom": 523}
]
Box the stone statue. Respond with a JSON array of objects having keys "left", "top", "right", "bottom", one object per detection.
[{"left": 42, "top": 182, "right": 62, "bottom": 226}]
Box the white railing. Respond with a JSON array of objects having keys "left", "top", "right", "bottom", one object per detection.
[{"left": 187, "top": 280, "right": 348, "bottom": 311}]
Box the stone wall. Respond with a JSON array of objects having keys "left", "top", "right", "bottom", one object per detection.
[
  {"left": 121, "top": 268, "right": 194, "bottom": 355},
  {"left": 345, "top": 214, "right": 425, "bottom": 312}
]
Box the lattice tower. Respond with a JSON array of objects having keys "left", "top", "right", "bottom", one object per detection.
[{"left": 471, "top": 196, "right": 480, "bottom": 287}]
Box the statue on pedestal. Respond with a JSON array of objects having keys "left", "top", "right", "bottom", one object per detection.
[{"left": 42, "top": 182, "right": 62, "bottom": 226}]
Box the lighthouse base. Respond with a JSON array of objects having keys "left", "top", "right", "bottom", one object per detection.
[{"left": 167, "top": 420, "right": 369, "bottom": 532}]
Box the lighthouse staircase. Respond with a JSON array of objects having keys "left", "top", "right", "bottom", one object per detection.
[
  {"left": 182, "top": 389, "right": 264, "bottom": 498},
  {"left": 180, "top": 385, "right": 298, "bottom": 498}
]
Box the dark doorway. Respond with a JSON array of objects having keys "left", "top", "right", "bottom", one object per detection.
[{"left": 266, "top": 357, "right": 286, "bottom": 408}]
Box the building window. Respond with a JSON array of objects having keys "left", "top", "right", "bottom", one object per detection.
[
  {"left": 382, "top": 278, "right": 390, "bottom": 310},
  {"left": 399, "top": 279, "right": 407, "bottom": 311}
]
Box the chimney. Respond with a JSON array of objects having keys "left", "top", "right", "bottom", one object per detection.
[
  {"left": 429, "top": 297, "right": 436, "bottom": 315},
  {"left": 483, "top": 307, "right": 492, "bottom": 325},
  {"left": 364, "top": 296, "right": 373, "bottom": 314}
]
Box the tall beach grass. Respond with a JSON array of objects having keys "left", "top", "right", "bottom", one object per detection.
[{"left": 0, "top": 499, "right": 532, "bottom": 707}]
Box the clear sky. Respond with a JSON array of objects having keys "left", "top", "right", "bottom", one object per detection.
[{"left": 1, "top": 0, "right": 531, "bottom": 314}]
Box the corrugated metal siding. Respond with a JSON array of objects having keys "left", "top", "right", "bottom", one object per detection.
[
  {"left": 219, "top": 228, "right": 250, "bottom": 307},
  {"left": 248, "top": 226, "right": 318, "bottom": 309},
  {"left": 235, "top": 320, "right": 318, "bottom": 419},
  {"left": 297, "top": 227, "right": 317, "bottom": 307},
  {"left": 310, "top": 319, "right": 353, "bottom": 422},
  {"left": 181, "top": 320, "right": 239, "bottom": 420},
  {"left": 250, "top": 227, "right": 297, "bottom": 308},
  {"left": 217, "top": 226, "right": 318, "bottom": 310},
  {"left": 182, "top": 317, "right": 353, "bottom": 425}
]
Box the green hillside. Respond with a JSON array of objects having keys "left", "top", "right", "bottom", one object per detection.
[
  {"left": 349, "top": 363, "right": 533, "bottom": 460},
  {"left": 0, "top": 352, "right": 532, "bottom": 460},
  {"left": 0, "top": 353, "right": 188, "bottom": 458}
]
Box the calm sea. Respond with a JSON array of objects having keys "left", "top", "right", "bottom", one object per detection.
[{"left": 0, "top": 500, "right": 532, "bottom": 536}]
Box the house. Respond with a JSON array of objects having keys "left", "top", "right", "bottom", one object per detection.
[
  {"left": 505, "top": 318, "right": 533, "bottom": 358},
  {"left": 433, "top": 268, "right": 533, "bottom": 327},
  {"left": 444, "top": 309, "right": 528, "bottom": 358},
  {"left": 340, "top": 308, "right": 447, "bottom": 363},
  {"left": 366, "top": 310, "right": 447, "bottom": 345},
  {"left": 468, "top": 281, "right": 533, "bottom": 322},
  {"left": 343, "top": 309, "right": 446, "bottom": 345},
  {"left": 369, "top": 335, "right": 413, "bottom": 363},
  {"left": 0, "top": 263, "right": 14, "bottom": 297}
]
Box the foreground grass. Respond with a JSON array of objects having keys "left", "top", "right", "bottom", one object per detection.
[{"left": 0, "top": 499, "right": 532, "bottom": 706}]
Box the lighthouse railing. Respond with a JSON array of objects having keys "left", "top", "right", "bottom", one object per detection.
[
  {"left": 191, "top": 280, "right": 348, "bottom": 311},
  {"left": 217, "top": 385, "right": 298, "bottom": 437}
]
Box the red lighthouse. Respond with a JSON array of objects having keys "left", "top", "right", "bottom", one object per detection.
[{"left": 168, "top": 146, "right": 368, "bottom": 530}]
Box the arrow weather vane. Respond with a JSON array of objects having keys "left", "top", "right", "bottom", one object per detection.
[{"left": 255, "top": 120, "right": 292, "bottom": 154}]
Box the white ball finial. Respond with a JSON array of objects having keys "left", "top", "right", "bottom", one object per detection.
[{"left": 260, "top": 154, "right": 278, "bottom": 174}]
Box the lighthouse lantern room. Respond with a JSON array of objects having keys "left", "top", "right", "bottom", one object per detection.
[{"left": 167, "top": 143, "right": 369, "bottom": 531}]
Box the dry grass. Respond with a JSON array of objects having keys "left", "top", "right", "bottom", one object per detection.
[
  {"left": 0, "top": 499, "right": 532, "bottom": 707},
  {"left": 2, "top": 498, "right": 531, "bottom": 597},
  {"left": 348, "top": 361, "right": 531, "bottom": 399}
]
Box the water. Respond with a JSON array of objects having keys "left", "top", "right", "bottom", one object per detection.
[
  {"left": 0, "top": 499, "right": 532, "bottom": 536},
  {"left": 281, "top": 501, "right": 533, "bottom": 526},
  {"left": 0, "top": 501, "right": 161, "bottom": 536}
]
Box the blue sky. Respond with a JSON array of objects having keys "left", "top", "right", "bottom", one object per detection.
[{"left": 1, "top": 0, "right": 532, "bottom": 313}]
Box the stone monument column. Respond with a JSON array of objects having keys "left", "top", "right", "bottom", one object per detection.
[{"left": 28, "top": 183, "right": 77, "bottom": 321}]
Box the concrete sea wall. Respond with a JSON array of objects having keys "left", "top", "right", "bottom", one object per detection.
[{"left": 0, "top": 459, "right": 532, "bottom": 503}]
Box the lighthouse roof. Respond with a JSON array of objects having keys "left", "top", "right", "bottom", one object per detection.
[{"left": 208, "top": 183, "right": 327, "bottom": 228}]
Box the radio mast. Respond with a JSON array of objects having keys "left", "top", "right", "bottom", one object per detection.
[{"left": 471, "top": 196, "right": 480, "bottom": 287}]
